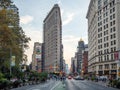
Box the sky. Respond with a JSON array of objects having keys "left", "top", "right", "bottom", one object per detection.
[{"left": 13, "top": 0, "right": 90, "bottom": 68}]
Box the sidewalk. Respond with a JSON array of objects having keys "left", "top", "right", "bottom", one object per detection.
[{"left": 52, "top": 81, "right": 66, "bottom": 90}]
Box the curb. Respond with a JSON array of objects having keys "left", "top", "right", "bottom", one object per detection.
[{"left": 53, "top": 81, "right": 66, "bottom": 90}]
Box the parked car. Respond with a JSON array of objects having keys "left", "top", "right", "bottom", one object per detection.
[{"left": 74, "top": 76, "right": 84, "bottom": 80}]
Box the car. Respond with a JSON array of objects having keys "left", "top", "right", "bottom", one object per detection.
[
  {"left": 74, "top": 76, "right": 84, "bottom": 80},
  {"left": 68, "top": 76, "right": 72, "bottom": 79}
]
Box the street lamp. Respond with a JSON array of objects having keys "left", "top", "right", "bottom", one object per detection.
[
  {"left": 10, "top": 48, "right": 12, "bottom": 75},
  {"left": 82, "top": 70, "right": 84, "bottom": 77}
]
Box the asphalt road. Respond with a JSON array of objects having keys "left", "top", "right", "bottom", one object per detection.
[
  {"left": 11, "top": 79, "right": 60, "bottom": 90},
  {"left": 11, "top": 79, "right": 120, "bottom": 90},
  {"left": 65, "top": 79, "right": 119, "bottom": 90}
]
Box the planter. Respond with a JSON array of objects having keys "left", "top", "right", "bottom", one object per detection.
[
  {"left": 0, "top": 79, "right": 11, "bottom": 89},
  {"left": 116, "top": 81, "right": 120, "bottom": 88},
  {"left": 12, "top": 80, "right": 22, "bottom": 88}
]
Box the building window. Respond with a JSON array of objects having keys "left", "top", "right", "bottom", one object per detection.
[
  {"left": 110, "top": 9, "right": 112, "bottom": 14},
  {"left": 111, "top": 54, "right": 114, "bottom": 60},
  {"left": 104, "top": 0, "right": 108, "bottom": 5},
  {"left": 104, "top": 44, "right": 106, "bottom": 48},
  {"left": 113, "top": 27, "right": 116, "bottom": 32},
  {"left": 98, "top": 51, "right": 100, "bottom": 55},
  {"left": 114, "top": 40, "right": 116, "bottom": 45},
  {"left": 106, "top": 18, "right": 108, "bottom": 22},
  {"left": 105, "top": 64, "right": 109, "bottom": 69},
  {"left": 113, "top": 7, "right": 115, "bottom": 12},
  {"left": 107, "top": 55, "right": 109, "bottom": 60},
  {"left": 107, "top": 49, "right": 109, "bottom": 53},
  {"left": 111, "top": 63, "right": 116, "bottom": 69},
  {"left": 106, "top": 36, "right": 109, "bottom": 40},
  {"left": 110, "top": 15, "right": 112, "bottom": 20},
  {"left": 104, "top": 55, "right": 106, "bottom": 61},
  {"left": 110, "top": 0, "right": 115, "bottom": 7},
  {"left": 99, "top": 65, "right": 103, "bottom": 70},
  {"left": 107, "top": 43, "right": 109, "bottom": 47},
  {"left": 98, "top": 0, "right": 102, "bottom": 5},
  {"left": 113, "top": 14, "right": 115, "bottom": 18},
  {"left": 113, "top": 33, "right": 116, "bottom": 38},
  {"left": 112, "top": 0, "right": 115, "bottom": 6},
  {"left": 110, "top": 28, "right": 112, "bottom": 33},
  {"left": 111, "top": 41, "right": 113, "bottom": 46},
  {"left": 99, "top": 57, "right": 101, "bottom": 62},
  {"left": 106, "top": 12, "right": 108, "bottom": 16},
  {"left": 106, "top": 24, "right": 108, "bottom": 28},
  {"left": 98, "top": 5, "right": 101, "bottom": 10},
  {"left": 104, "top": 19, "right": 105, "bottom": 23},
  {"left": 111, "top": 35, "right": 113, "bottom": 39},
  {"left": 101, "top": 56, "right": 103, "bottom": 61},
  {"left": 114, "top": 47, "right": 116, "bottom": 51},
  {"left": 111, "top": 48, "right": 113, "bottom": 52},
  {"left": 110, "top": 22, "right": 112, "bottom": 26},
  {"left": 113, "top": 20, "right": 115, "bottom": 25},
  {"left": 103, "top": 13, "right": 106, "bottom": 17}
]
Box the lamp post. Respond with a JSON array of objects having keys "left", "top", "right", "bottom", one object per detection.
[
  {"left": 82, "top": 70, "right": 84, "bottom": 77},
  {"left": 10, "top": 48, "right": 12, "bottom": 75}
]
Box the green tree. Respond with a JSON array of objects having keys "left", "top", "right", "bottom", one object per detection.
[{"left": 0, "top": 0, "right": 31, "bottom": 73}]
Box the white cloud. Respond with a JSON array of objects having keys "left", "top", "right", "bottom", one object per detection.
[
  {"left": 23, "top": 26, "right": 42, "bottom": 64},
  {"left": 61, "top": 9, "right": 64, "bottom": 17},
  {"left": 63, "top": 35, "right": 80, "bottom": 42},
  {"left": 20, "top": 15, "right": 34, "bottom": 25},
  {"left": 58, "top": 0, "right": 62, "bottom": 5},
  {"left": 63, "top": 13, "right": 75, "bottom": 26},
  {"left": 62, "top": 35, "right": 79, "bottom": 67},
  {"left": 63, "top": 35, "right": 88, "bottom": 67}
]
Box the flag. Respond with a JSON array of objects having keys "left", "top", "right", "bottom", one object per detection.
[{"left": 114, "top": 51, "right": 119, "bottom": 60}]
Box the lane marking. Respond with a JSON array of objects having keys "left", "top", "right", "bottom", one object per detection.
[{"left": 50, "top": 81, "right": 60, "bottom": 90}]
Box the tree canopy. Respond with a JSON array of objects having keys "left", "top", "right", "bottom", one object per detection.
[{"left": 0, "top": 3, "right": 31, "bottom": 73}]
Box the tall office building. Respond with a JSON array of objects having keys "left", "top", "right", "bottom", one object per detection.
[
  {"left": 71, "top": 57, "right": 76, "bottom": 73},
  {"left": 43, "top": 4, "right": 62, "bottom": 72},
  {"left": 0, "top": 0, "right": 19, "bottom": 27},
  {"left": 82, "top": 45, "right": 88, "bottom": 75},
  {"left": 62, "top": 59, "right": 66, "bottom": 73},
  {"left": 32, "top": 42, "right": 42, "bottom": 72},
  {"left": 76, "top": 39, "right": 85, "bottom": 73},
  {"left": 70, "top": 53, "right": 78, "bottom": 74},
  {"left": 0, "top": 0, "right": 25, "bottom": 68},
  {"left": 86, "top": 0, "right": 120, "bottom": 78}
]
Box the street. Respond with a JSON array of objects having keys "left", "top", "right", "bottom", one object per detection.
[
  {"left": 65, "top": 79, "right": 119, "bottom": 90},
  {"left": 12, "top": 79, "right": 119, "bottom": 90},
  {"left": 11, "top": 79, "right": 59, "bottom": 90}
]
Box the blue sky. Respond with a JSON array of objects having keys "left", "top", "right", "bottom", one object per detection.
[{"left": 13, "top": 0, "right": 90, "bottom": 67}]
